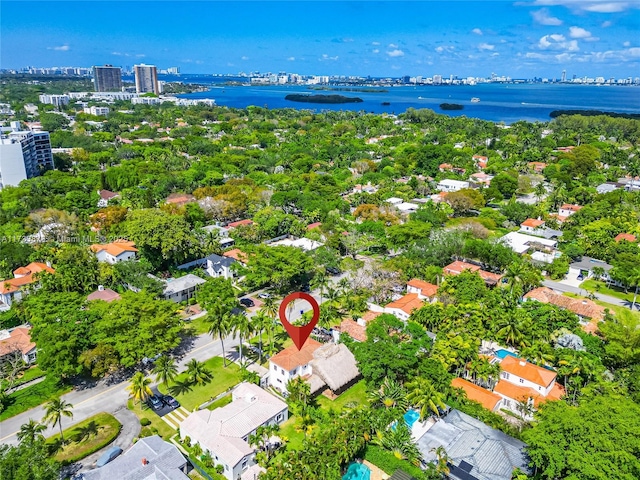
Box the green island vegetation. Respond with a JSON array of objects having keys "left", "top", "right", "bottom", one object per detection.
[
  {"left": 549, "top": 109, "right": 640, "bottom": 120},
  {"left": 1, "top": 73, "right": 640, "bottom": 479},
  {"left": 284, "top": 93, "right": 364, "bottom": 104},
  {"left": 439, "top": 103, "right": 464, "bottom": 111}
]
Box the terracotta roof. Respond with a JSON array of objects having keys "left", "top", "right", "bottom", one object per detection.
[
  {"left": 0, "top": 327, "right": 36, "bottom": 357},
  {"left": 361, "top": 310, "right": 382, "bottom": 323},
  {"left": 443, "top": 261, "right": 481, "bottom": 275},
  {"left": 337, "top": 319, "right": 367, "bottom": 342},
  {"left": 385, "top": 293, "right": 424, "bottom": 316},
  {"left": 269, "top": 338, "right": 322, "bottom": 370},
  {"left": 99, "top": 189, "right": 118, "bottom": 200},
  {"left": 615, "top": 233, "right": 637, "bottom": 243},
  {"left": 1, "top": 263, "right": 55, "bottom": 294},
  {"left": 451, "top": 378, "right": 502, "bottom": 411},
  {"left": 524, "top": 287, "right": 606, "bottom": 322},
  {"left": 306, "top": 222, "right": 322, "bottom": 230},
  {"left": 439, "top": 163, "right": 452, "bottom": 170},
  {"left": 499, "top": 356, "right": 557, "bottom": 388},
  {"left": 528, "top": 161, "right": 547, "bottom": 169},
  {"left": 165, "top": 193, "right": 196, "bottom": 206},
  {"left": 472, "top": 155, "right": 488, "bottom": 161},
  {"left": 227, "top": 219, "right": 253, "bottom": 228},
  {"left": 407, "top": 278, "right": 439, "bottom": 297},
  {"left": 494, "top": 380, "right": 545, "bottom": 407},
  {"left": 478, "top": 270, "right": 503, "bottom": 285},
  {"left": 90, "top": 240, "right": 138, "bottom": 258},
  {"left": 223, "top": 248, "right": 248, "bottom": 264},
  {"left": 87, "top": 288, "right": 121, "bottom": 302},
  {"left": 560, "top": 204, "right": 582, "bottom": 212},
  {"left": 521, "top": 218, "right": 545, "bottom": 228}
]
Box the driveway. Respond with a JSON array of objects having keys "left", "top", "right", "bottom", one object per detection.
[{"left": 542, "top": 279, "right": 637, "bottom": 310}]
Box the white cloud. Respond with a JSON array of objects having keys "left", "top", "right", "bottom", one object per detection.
[
  {"left": 628, "top": 47, "right": 640, "bottom": 57},
  {"left": 48, "top": 45, "right": 70, "bottom": 51},
  {"left": 241, "top": 56, "right": 249, "bottom": 60},
  {"left": 435, "top": 45, "right": 455, "bottom": 53},
  {"left": 478, "top": 43, "right": 495, "bottom": 51},
  {"left": 287, "top": 56, "right": 296, "bottom": 61},
  {"left": 388, "top": 43, "right": 398, "bottom": 48},
  {"left": 320, "top": 54, "right": 339, "bottom": 61},
  {"left": 387, "top": 49, "right": 405, "bottom": 57},
  {"left": 532, "top": 0, "right": 634, "bottom": 13},
  {"left": 531, "top": 8, "right": 563, "bottom": 25},
  {"left": 372, "top": 49, "right": 380, "bottom": 54},
  {"left": 584, "top": 2, "right": 629, "bottom": 12},
  {"left": 569, "top": 26, "right": 591, "bottom": 38},
  {"left": 491, "top": 52, "right": 500, "bottom": 57},
  {"left": 601, "top": 20, "right": 612, "bottom": 27},
  {"left": 538, "top": 34, "right": 579, "bottom": 51},
  {"left": 472, "top": 28, "right": 483, "bottom": 35},
  {"left": 623, "top": 41, "right": 631, "bottom": 47},
  {"left": 371, "top": 41, "right": 380, "bottom": 46}
]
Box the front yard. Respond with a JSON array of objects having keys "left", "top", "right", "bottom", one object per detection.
[
  {"left": 0, "top": 376, "right": 71, "bottom": 421},
  {"left": 580, "top": 279, "right": 637, "bottom": 303},
  {"left": 127, "top": 399, "right": 176, "bottom": 441}
]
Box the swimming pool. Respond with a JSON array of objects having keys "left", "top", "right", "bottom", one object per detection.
[
  {"left": 495, "top": 349, "right": 519, "bottom": 360},
  {"left": 404, "top": 409, "right": 420, "bottom": 428},
  {"left": 343, "top": 462, "right": 371, "bottom": 480}
]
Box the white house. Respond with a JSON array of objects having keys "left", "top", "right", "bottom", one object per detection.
[
  {"left": 406, "top": 278, "right": 439, "bottom": 302},
  {"left": 90, "top": 240, "right": 137, "bottom": 264},
  {"left": 384, "top": 293, "right": 424, "bottom": 321},
  {"left": 97, "top": 189, "right": 119, "bottom": 208},
  {"left": 568, "top": 256, "right": 614, "bottom": 283},
  {"left": 499, "top": 232, "right": 558, "bottom": 255},
  {"left": 0, "top": 262, "right": 55, "bottom": 309},
  {"left": 519, "top": 218, "right": 545, "bottom": 235},
  {"left": 436, "top": 179, "right": 469, "bottom": 192},
  {"left": 0, "top": 326, "right": 37, "bottom": 364},
  {"left": 385, "top": 197, "right": 404, "bottom": 205},
  {"left": 396, "top": 202, "right": 419, "bottom": 213},
  {"left": 268, "top": 237, "right": 323, "bottom": 251},
  {"left": 201, "top": 224, "right": 235, "bottom": 248},
  {"left": 162, "top": 274, "right": 206, "bottom": 303},
  {"left": 180, "top": 383, "right": 287, "bottom": 480},
  {"left": 268, "top": 339, "right": 322, "bottom": 392},
  {"left": 558, "top": 204, "right": 582, "bottom": 218},
  {"left": 177, "top": 254, "right": 237, "bottom": 280}
]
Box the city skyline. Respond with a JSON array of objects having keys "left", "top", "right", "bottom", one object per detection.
[{"left": 1, "top": 1, "right": 639, "bottom": 78}]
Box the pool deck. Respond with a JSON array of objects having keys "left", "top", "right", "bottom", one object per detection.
[
  {"left": 411, "top": 417, "right": 436, "bottom": 442},
  {"left": 362, "top": 460, "right": 389, "bottom": 480}
]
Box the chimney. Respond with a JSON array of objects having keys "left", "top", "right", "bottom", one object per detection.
[
  {"left": 98, "top": 285, "right": 104, "bottom": 291},
  {"left": 142, "top": 458, "right": 148, "bottom": 465},
  {"left": 519, "top": 360, "right": 526, "bottom": 367}
]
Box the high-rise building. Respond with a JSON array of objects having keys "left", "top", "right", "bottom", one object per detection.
[
  {"left": 93, "top": 65, "right": 123, "bottom": 92},
  {"left": 134, "top": 64, "right": 159, "bottom": 94},
  {"left": 561, "top": 70, "right": 567, "bottom": 83},
  {"left": 0, "top": 122, "right": 53, "bottom": 190}
]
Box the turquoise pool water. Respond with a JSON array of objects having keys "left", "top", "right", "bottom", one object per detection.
[
  {"left": 343, "top": 462, "right": 371, "bottom": 480},
  {"left": 404, "top": 409, "right": 420, "bottom": 428},
  {"left": 495, "top": 349, "right": 518, "bottom": 360}
]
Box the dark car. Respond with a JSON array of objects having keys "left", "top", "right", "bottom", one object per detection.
[
  {"left": 240, "top": 298, "right": 255, "bottom": 307},
  {"left": 300, "top": 284, "right": 311, "bottom": 293},
  {"left": 96, "top": 446, "right": 122, "bottom": 467},
  {"left": 163, "top": 395, "right": 180, "bottom": 409},
  {"left": 148, "top": 394, "right": 163, "bottom": 410},
  {"left": 325, "top": 266, "right": 341, "bottom": 276}
]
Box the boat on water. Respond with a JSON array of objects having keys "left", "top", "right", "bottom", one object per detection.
[{"left": 471, "top": 97, "right": 480, "bottom": 103}]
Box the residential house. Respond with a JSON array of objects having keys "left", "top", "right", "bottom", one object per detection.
[
  {"left": 161, "top": 274, "right": 206, "bottom": 303},
  {"left": 178, "top": 254, "right": 237, "bottom": 280},
  {"left": 438, "top": 163, "right": 452, "bottom": 172},
  {"left": 451, "top": 378, "right": 503, "bottom": 412},
  {"left": 97, "top": 189, "right": 119, "bottom": 208},
  {"left": 395, "top": 202, "right": 419, "bottom": 214},
  {"left": 500, "top": 232, "right": 558, "bottom": 258},
  {"left": 528, "top": 161, "right": 547, "bottom": 173},
  {"left": 520, "top": 218, "right": 545, "bottom": 234},
  {"left": 227, "top": 219, "right": 254, "bottom": 229},
  {"left": 165, "top": 192, "right": 196, "bottom": 206},
  {"left": 558, "top": 204, "right": 582, "bottom": 220},
  {"left": 0, "top": 262, "right": 55, "bottom": 309},
  {"left": 469, "top": 172, "right": 493, "bottom": 186},
  {"left": 443, "top": 261, "right": 503, "bottom": 287},
  {"left": 306, "top": 343, "right": 361, "bottom": 396},
  {"left": 87, "top": 285, "right": 121, "bottom": 302},
  {"left": 223, "top": 248, "right": 248, "bottom": 265},
  {"left": 80, "top": 435, "right": 189, "bottom": 480},
  {"left": 385, "top": 197, "right": 404, "bottom": 205},
  {"left": 268, "top": 339, "right": 322, "bottom": 392},
  {"left": 90, "top": 240, "right": 137, "bottom": 264},
  {"left": 524, "top": 287, "right": 606, "bottom": 333},
  {"left": 615, "top": 233, "right": 637, "bottom": 243},
  {"left": 306, "top": 222, "right": 322, "bottom": 231},
  {"left": 335, "top": 310, "right": 381, "bottom": 343},
  {"left": 268, "top": 236, "right": 323, "bottom": 251},
  {"left": 436, "top": 179, "right": 469, "bottom": 192},
  {"left": 406, "top": 278, "right": 439, "bottom": 302},
  {"left": 417, "top": 409, "right": 530, "bottom": 480},
  {"left": 596, "top": 182, "right": 621, "bottom": 194},
  {"left": 180, "top": 383, "right": 287, "bottom": 480},
  {"left": 0, "top": 326, "right": 37, "bottom": 364},
  {"left": 201, "top": 224, "right": 235, "bottom": 248},
  {"left": 568, "top": 256, "right": 614, "bottom": 283},
  {"left": 494, "top": 356, "right": 564, "bottom": 419},
  {"left": 384, "top": 293, "right": 424, "bottom": 320},
  {"left": 472, "top": 155, "right": 488, "bottom": 169}
]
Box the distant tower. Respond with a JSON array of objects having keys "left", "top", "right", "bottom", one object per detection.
[
  {"left": 93, "top": 65, "right": 122, "bottom": 92},
  {"left": 134, "top": 64, "right": 159, "bottom": 94},
  {"left": 561, "top": 70, "right": 567, "bottom": 83}
]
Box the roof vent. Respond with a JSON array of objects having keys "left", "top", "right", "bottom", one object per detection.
[
  {"left": 142, "top": 458, "right": 148, "bottom": 465},
  {"left": 519, "top": 360, "right": 527, "bottom": 367},
  {"left": 582, "top": 300, "right": 587, "bottom": 305},
  {"left": 98, "top": 285, "right": 104, "bottom": 291}
]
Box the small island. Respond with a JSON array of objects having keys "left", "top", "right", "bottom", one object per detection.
[
  {"left": 381, "top": 102, "right": 391, "bottom": 106},
  {"left": 439, "top": 103, "right": 464, "bottom": 111},
  {"left": 550, "top": 109, "right": 640, "bottom": 120},
  {"left": 285, "top": 94, "right": 363, "bottom": 104}
]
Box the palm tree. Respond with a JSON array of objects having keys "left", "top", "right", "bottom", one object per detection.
[
  {"left": 169, "top": 378, "right": 194, "bottom": 397},
  {"left": 128, "top": 371, "right": 152, "bottom": 404},
  {"left": 152, "top": 355, "right": 178, "bottom": 388},
  {"left": 311, "top": 271, "right": 328, "bottom": 303},
  {"left": 252, "top": 312, "right": 270, "bottom": 364},
  {"left": 231, "top": 311, "right": 254, "bottom": 366},
  {"left": 43, "top": 398, "right": 74, "bottom": 443},
  {"left": 369, "top": 377, "right": 408, "bottom": 410},
  {"left": 534, "top": 182, "right": 547, "bottom": 203},
  {"left": 373, "top": 423, "right": 422, "bottom": 466},
  {"left": 208, "top": 310, "right": 231, "bottom": 367},
  {"left": 431, "top": 445, "right": 451, "bottom": 478},
  {"left": 17, "top": 419, "right": 47, "bottom": 445},
  {"left": 186, "top": 359, "right": 213, "bottom": 386},
  {"left": 406, "top": 377, "right": 446, "bottom": 421}
]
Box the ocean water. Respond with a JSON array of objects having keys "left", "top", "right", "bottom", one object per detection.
[{"left": 138, "top": 74, "right": 640, "bottom": 123}]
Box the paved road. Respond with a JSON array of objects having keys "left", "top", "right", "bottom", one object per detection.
[{"left": 542, "top": 279, "right": 638, "bottom": 310}]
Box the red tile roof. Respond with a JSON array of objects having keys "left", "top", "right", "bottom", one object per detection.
[
  {"left": 615, "top": 233, "right": 637, "bottom": 243},
  {"left": 165, "top": 193, "right": 196, "bottom": 206},
  {"left": 521, "top": 218, "right": 545, "bottom": 228},
  {"left": 99, "top": 189, "right": 118, "bottom": 200},
  {"left": 1, "top": 263, "right": 55, "bottom": 294},
  {"left": 560, "top": 204, "right": 582, "bottom": 212},
  {"left": 407, "top": 278, "right": 438, "bottom": 298},
  {"left": 443, "top": 261, "right": 481, "bottom": 275},
  {"left": 269, "top": 339, "right": 323, "bottom": 370},
  {"left": 90, "top": 240, "right": 138, "bottom": 258},
  {"left": 306, "top": 222, "right": 322, "bottom": 231},
  {"left": 337, "top": 319, "right": 367, "bottom": 342},
  {"left": 385, "top": 293, "right": 424, "bottom": 316},
  {"left": 87, "top": 288, "right": 121, "bottom": 302},
  {"left": 0, "top": 327, "right": 36, "bottom": 357},
  {"left": 499, "top": 356, "right": 557, "bottom": 388},
  {"left": 227, "top": 219, "right": 253, "bottom": 228},
  {"left": 524, "top": 287, "right": 606, "bottom": 324},
  {"left": 223, "top": 248, "right": 248, "bottom": 264},
  {"left": 494, "top": 380, "right": 545, "bottom": 407},
  {"left": 361, "top": 310, "right": 382, "bottom": 323},
  {"left": 451, "top": 378, "right": 502, "bottom": 411}
]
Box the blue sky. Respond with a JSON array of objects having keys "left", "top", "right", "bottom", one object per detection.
[{"left": 1, "top": 1, "right": 639, "bottom": 78}]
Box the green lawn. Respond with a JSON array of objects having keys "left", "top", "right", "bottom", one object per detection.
[
  {"left": 278, "top": 417, "right": 305, "bottom": 451},
  {"left": 46, "top": 412, "right": 121, "bottom": 465},
  {"left": 0, "top": 365, "right": 46, "bottom": 391},
  {"left": 206, "top": 394, "right": 233, "bottom": 411},
  {"left": 316, "top": 380, "right": 368, "bottom": 411},
  {"left": 564, "top": 293, "right": 640, "bottom": 321},
  {"left": 128, "top": 399, "right": 176, "bottom": 441},
  {"left": 185, "top": 315, "right": 212, "bottom": 336},
  {"left": 0, "top": 377, "right": 71, "bottom": 421},
  {"left": 580, "top": 279, "right": 637, "bottom": 303},
  {"left": 157, "top": 356, "right": 243, "bottom": 411}
]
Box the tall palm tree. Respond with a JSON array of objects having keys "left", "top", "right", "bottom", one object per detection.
[
  {"left": 311, "top": 271, "right": 328, "bottom": 303},
  {"left": 186, "top": 359, "right": 213, "bottom": 385},
  {"left": 406, "top": 377, "right": 446, "bottom": 421},
  {"left": 152, "top": 355, "right": 178, "bottom": 388},
  {"left": 231, "top": 311, "right": 253, "bottom": 366},
  {"left": 17, "top": 419, "right": 47, "bottom": 445},
  {"left": 127, "top": 372, "right": 152, "bottom": 404},
  {"left": 208, "top": 310, "right": 231, "bottom": 367},
  {"left": 252, "top": 312, "right": 270, "bottom": 364},
  {"left": 43, "top": 398, "right": 74, "bottom": 443}
]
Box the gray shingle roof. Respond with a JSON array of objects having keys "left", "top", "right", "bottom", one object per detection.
[
  {"left": 205, "top": 254, "right": 235, "bottom": 269},
  {"left": 81, "top": 435, "right": 189, "bottom": 480},
  {"left": 569, "top": 256, "right": 612, "bottom": 272},
  {"left": 163, "top": 274, "right": 206, "bottom": 296}
]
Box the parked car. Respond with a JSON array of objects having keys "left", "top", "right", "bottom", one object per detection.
[
  {"left": 300, "top": 284, "right": 311, "bottom": 293},
  {"left": 148, "top": 394, "right": 163, "bottom": 410},
  {"left": 240, "top": 298, "right": 255, "bottom": 307},
  {"left": 96, "top": 446, "right": 122, "bottom": 467},
  {"left": 258, "top": 292, "right": 271, "bottom": 299},
  {"left": 325, "top": 266, "right": 341, "bottom": 276},
  {"left": 163, "top": 395, "right": 180, "bottom": 409}
]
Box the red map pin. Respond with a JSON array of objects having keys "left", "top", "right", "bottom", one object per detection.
[{"left": 278, "top": 292, "right": 320, "bottom": 350}]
